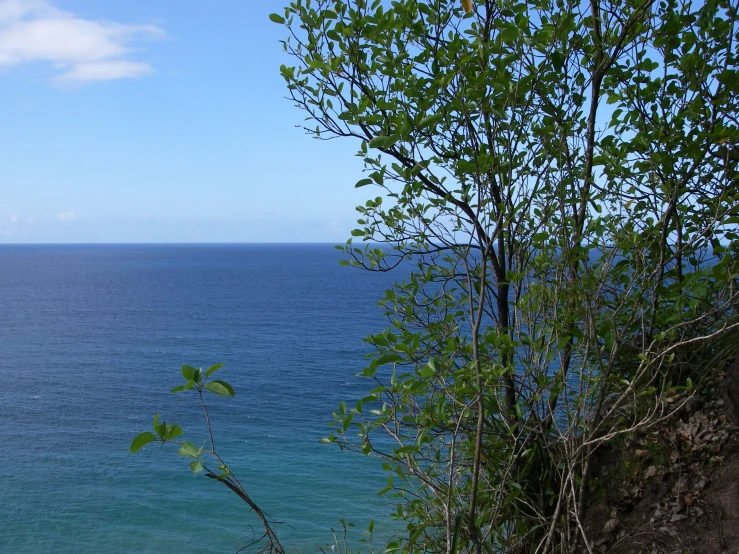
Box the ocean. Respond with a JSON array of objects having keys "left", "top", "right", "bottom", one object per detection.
[{"left": 0, "top": 244, "right": 402, "bottom": 553}]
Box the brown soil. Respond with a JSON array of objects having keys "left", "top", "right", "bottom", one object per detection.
[{"left": 582, "top": 377, "right": 739, "bottom": 554}]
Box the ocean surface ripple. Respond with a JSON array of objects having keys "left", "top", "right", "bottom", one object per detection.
[{"left": 0, "top": 244, "right": 399, "bottom": 553}]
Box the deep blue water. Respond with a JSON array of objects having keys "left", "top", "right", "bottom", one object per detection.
[{"left": 0, "top": 244, "right": 401, "bottom": 553}]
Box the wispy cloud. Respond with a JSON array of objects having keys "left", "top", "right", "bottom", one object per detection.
[
  {"left": 58, "top": 210, "right": 75, "bottom": 221},
  {"left": 0, "top": 0, "right": 163, "bottom": 84}
]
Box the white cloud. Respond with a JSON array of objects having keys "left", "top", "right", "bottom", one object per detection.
[
  {"left": 54, "top": 59, "right": 152, "bottom": 83},
  {"left": 0, "top": 0, "right": 163, "bottom": 84},
  {"left": 58, "top": 210, "right": 75, "bottom": 221}
]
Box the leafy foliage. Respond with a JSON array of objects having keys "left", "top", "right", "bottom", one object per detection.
[{"left": 273, "top": 0, "right": 739, "bottom": 551}]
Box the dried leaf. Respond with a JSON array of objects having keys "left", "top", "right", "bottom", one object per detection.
[{"left": 602, "top": 517, "right": 619, "bottom": 534}]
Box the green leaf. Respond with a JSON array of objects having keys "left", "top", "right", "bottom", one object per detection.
[
  {"left": 190, "top": 460, "right": 204, "bottom": 473},
  {"left": 204, "top": 380, "right": 235, "bottom": 397},
  {"left": 499, "top": 27, "right": 517, "bottom": 44},
  {"left": 181, "top": 365, "right": 198, "bottom": 381},
  {"left": 550, "top": 50, "right": 564, "bottom": 71},
  {"left": 152, "top": 414, "right": 166, "bottom": 438},
  {"left": 355, "top": 178, "right": 373, "bottom": 188},
  {"left": 374, "top": 353, "right": 403, "bottom": 366},
  {"left": 178, "top": 441, "right": 199, "bottom": 458},
  {"left": 170, "top": 384, "right": 189, "bottom": 393},
  {"left": 418, "top": 364, "right": 435, "bottom": 378},
  {"left": 205, "top": 363, "right": 224, "bottom": 378},
  {"left": 418, "top": 113, "right": 443, "bottom": 130},
  {"left": 368, "top": 135, "right": 398, "bottom": 149},
  {"left": 165, "top": 424, "right": 183, "bottom": 440},
  {"left": 130, "top": 432, "right": 156, "bottom": 453},
  {"left": 716, "top": 69, "right": 738, "bottom": 87},
  {"left": 269, "top": 13, "right": 285, "bottom": 24}
]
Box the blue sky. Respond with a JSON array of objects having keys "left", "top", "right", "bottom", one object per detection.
[{"left": 0, "top": 0, "right": 370, "bottom": 243}]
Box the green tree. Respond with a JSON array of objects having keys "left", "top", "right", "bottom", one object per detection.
[{"left": 273, "top": 0, "right": 739, "bottom": 551}]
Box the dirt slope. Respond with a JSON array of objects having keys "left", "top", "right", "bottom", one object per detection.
[{"left": 583, "top": 372, "right": 739, "bottom": 554}]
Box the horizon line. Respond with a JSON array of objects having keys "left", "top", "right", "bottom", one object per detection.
[{"left": 0, "top": 241, "right": 353, "bottom": 246}]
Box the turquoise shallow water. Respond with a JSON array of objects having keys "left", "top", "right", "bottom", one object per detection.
[{"left": 0, "top": 244, "right": 401, "bottom": 553}]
